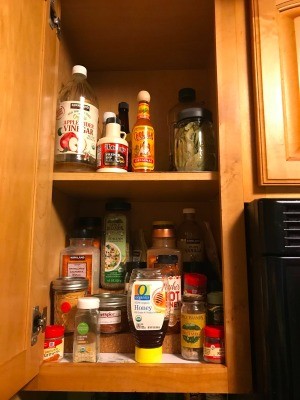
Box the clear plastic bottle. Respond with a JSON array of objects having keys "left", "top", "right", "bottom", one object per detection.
[
  {"left": 177, "top": 208, "right": 205, "bottom": 273},
  {"left": 155, "top": 254, "right": 181, "bottom": 334},
  {"left": 73, "top": 297, "right": 99, "bottom": 363},
  {"left": 54, "top": 65, "right": 99, "bottom": 171},
  {"left": 60, "top": 229, "right": 100, "bottom": 295},
  {"left": 147, "top": 221, "right": 182, "bottom": 269},
  {"left": 101, "top": 200, "right": 131, "bottom": 290},
  {"left": 127, "top": 268, "right": 169, "bottom": 363},
  {"left": 131, "top": 90, "right": 155, "bottom": 172}
]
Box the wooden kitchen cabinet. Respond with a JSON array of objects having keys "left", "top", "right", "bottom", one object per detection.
[
  {"left": 251, "top": 0, "right": 300, "bottom": 184},
  {"left": 0, "top": 0, "right": 252, "bottom": 398}
]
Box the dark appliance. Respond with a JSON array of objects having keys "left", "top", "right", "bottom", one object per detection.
[{"left": 245, "top": 199, "right": 300, "bottom": 400}]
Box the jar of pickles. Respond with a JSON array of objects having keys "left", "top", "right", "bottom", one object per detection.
[{"left": 174, "top": 107, "right": 217, "bottom": 172}]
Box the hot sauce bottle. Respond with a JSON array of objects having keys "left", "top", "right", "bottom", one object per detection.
[{"left": 131, "top": 90, "right": 155, "bottom": 172}]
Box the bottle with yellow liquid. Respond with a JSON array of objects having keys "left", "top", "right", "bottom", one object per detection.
[{"left": 131, "top": 90, "right": 155, "bottom": 172}]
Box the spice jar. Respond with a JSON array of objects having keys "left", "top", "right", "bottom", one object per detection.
[
  {"left": 43, "top": 325, "right": 65, "bottom": 362},
  {"left": 73, "top": 297, "right": 99, "bottom": 363},
  {"left": 181, "top": 294, "right": 206, "bottom": 361},
  {"left": 174, "top": 107, "right": 217, "bottom": 172},
  {"left": 203, "top": 325, "right": 225, "bottom": 364},
  {"left": 52, "top": 277, "right": 88, "bottom": 332},
  {"left": 95, "top": 293, "right": 129, "bottom": 334},
  {"left": 207, "top": 291, "right": 224, "bottom": 326},
  {"left": 183, "top": 273, "right": 207, "bottom": 296}
]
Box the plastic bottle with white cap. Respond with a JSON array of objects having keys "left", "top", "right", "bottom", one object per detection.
[
  {"left": 96, "top": 117, "right": 128, "bottom": 172},
  {"left": 73, "top": 296, "right": 99, "bottom": 363},
  {"left": 54, "top": 65, "right": 99, "bottom": 171}
]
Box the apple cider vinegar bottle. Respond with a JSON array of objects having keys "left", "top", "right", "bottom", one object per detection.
[{"left": 54, "top": 65, "right": 99, "bottom": 171}]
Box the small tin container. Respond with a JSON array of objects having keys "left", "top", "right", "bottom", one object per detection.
[
  {"left": 43, "top": 325, "right": 65, "bottom": 362},
  {"left": 52, "top": 277, "right": 88, "bottom": 332},
  {"left": 95, "top": 293, "right": 129, "bottom": 334},
  {"left": 203, "top": 325, "right": 225, "bottom": 364}
]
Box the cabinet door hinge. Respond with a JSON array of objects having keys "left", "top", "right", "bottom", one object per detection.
[
  {"left": 49, "top": 0, "right": 61, "bottom": 39},
  {"left": 31, "top": 306, "right": 47, "bottom": 346}
]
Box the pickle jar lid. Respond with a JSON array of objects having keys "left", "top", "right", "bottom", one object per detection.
[
  {"left": 94, "top": 293, "right": 127, "bottom": 308},
  {"left": 52, "top": 277, "right": 89, "bottom": 291}
]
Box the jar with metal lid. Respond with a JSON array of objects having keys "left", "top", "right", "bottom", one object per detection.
[
  {"left": 52, "top": 277, "right": 88, "bottom": 332},
  {"left": 174, "top": 107, "right": 217, "bottom": 172},
  {"left": 95, "top": 293, "right": 129, "bottom": 334},
  {"left": 181, "top": 294, "right": 206, "bottom": 361},
  {"left": 207, "top": 291, "right": 224, "bottom": 326}
]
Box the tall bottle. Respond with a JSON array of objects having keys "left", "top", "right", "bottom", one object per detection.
[
  {"left": 118, "top": 102, "right": 131, "bottom": 171},
  {"left": 131, "top": 90, "right": 155, "bottom": 172},
  {"left": 176, "top": 208, "right": 205, "bottom": 273},
  {"left": 54, "top": 65, "right": 99, "bottom": 171}
]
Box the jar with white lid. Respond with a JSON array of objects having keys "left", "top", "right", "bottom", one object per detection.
[{"left": 174, "top": 107, "right": 217, "bottom": 172}]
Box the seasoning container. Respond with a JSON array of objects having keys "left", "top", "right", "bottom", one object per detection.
[
  {"left": 155, "top": 254, "right": 181, "bottom": 334},
  {"left": 43, "top": 325, "right": 65, "bottom": 362},
  {"left": 174, "top": 107, "right": 217, "bottom": 172},
  {"left": 183, "top": 273, "right": 207, "bottom": 296},
  {"left": 52, "top": 277, "right": 88, "bottom": 332},
  {"left": 73, "top": 297, "right": 99, "bottom": 363},
  {"left": 203, "top": 325, "right": 225, "bottom": 364},
  {"left": 76, "top": 216, "right": 102, "bottom": 250},
  {"left": 95, "top": 293, "right": 129, "bottom": 334},
  {"left": 147, "top": 221, "right": 182, "bottom": 269},
  {"left": 96, "top": 117, "right": 128, "bottom": 172},
  {"left": 181, "top": 294, "right": 206, "bottom": 361},
  {"left": 207, "top": 291, "right": 224, "bottom": 326},
  {"left": 101, "top": 200, "right": 131, "bottom": 290},
  {"left": 127, "top": 268, "right": 169, "bottom": 363},
  {"left": 60, "top": 229, "right": 100, "bottom": 295}
]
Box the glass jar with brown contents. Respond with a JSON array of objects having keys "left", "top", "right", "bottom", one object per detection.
[
  {"left": 95, "top": 293, "right": 129, "bottom": 334},
  {"left": 52, "top": 277, "right": 88, "bottom": 333}
]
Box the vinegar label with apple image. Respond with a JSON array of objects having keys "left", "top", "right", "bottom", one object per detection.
[{"left": 55, "top": 101, "right": 98, "bottom": 159}]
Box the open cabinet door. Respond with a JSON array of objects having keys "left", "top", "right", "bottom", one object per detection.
[{"left": 0, "top": 0, "right": 58, "bottom": 398}]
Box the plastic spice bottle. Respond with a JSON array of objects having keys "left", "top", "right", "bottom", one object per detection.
[
  {"left": 131, "top": 90, "right": 155, "bottom": 172},
  {"left": 155, "top": 254, "right": 181, "bottom": 334},
  {"left": 60, "top": 229, "right": 100, "bottom": 295},
  {"left": 176, "top": 208, "right": 205, "bottom": 272},
  {"left": 127, "top": 268, "right": 169, "bottom": 363},
  {"left": 54, "top": 65, "right": 99, "bottom": 171},
  {"left": 203, "top": 325, "right": 225, "bottom": 364},
  {"left": 147, "top": 221, "right": 182, "bottom": 270},
  {"left": 101, "top": 200, "right": 131, "bottom": 290},
  {"left": 207, "top": 291, "right": 224, "bottom": 326},
  {"left": 43, "top": 325, "right": 65, "bottom": 362},
  {"left": 73, "top": 297, "right": 99, "bottom": 363},
  {"left": 96, "top": 117, "right": 128, "bottom": 172},
  {"left": 52, "top": 276, "right": 88, "bottom": 332},
  {"left": 181, "top": 294, "right": 206, "bottom": 361}
]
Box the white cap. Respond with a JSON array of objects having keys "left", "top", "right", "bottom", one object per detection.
[
  {"left": 137, "top": 90, "right": 150, "bottom": 103},
  {"left": 72, "top": 65, "right": 87, "bottom": 77},
  {"left": 77, "top": 297, "right": 99, "bottom": 309},
  {"left": 183, "top": 208, "right": 196, "bottom": 214},
  {"left": 103, "top": 111, "right": 116, "bottom": 123}
]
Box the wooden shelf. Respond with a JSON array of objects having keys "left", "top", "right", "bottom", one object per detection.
[
  {"left": 24, "top": 362, "right": 228, "bottom": 393},
  {"left": 53, "top": 172, "right": 219, "bottom": 202}
]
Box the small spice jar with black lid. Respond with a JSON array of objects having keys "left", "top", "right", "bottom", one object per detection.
[{"left": 95, "top": 293, "right": 129, "bottom": 334}]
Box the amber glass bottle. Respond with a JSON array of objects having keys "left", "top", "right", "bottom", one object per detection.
[{"left": 131, "top": 90, "right": 155, "bottom": 172}]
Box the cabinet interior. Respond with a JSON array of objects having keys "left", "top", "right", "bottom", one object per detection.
[{"left": 48, "top": 0, "right": 221, "bottom": 356}]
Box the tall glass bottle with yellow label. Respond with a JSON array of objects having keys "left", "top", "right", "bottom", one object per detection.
[{"left": 131, "top": 90, "right": 155, "bottom": 172}]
